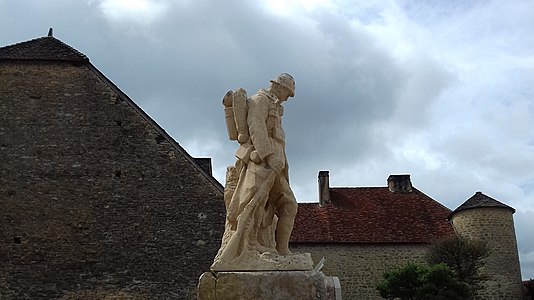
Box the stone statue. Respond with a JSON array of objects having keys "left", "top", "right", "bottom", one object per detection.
[{"left": 212, "top": 73, "right": 313, "bottom": 271}]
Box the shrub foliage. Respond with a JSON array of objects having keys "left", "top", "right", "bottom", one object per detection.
[
  {"left": 377, "top": 263, "right": 471, "bottom": 300},
  {"left": 426, "top": 235, "right": 490, "bottom": 293}
]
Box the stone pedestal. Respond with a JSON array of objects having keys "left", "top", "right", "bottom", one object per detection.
[{"left": 197, "top": 271, "right": 341, "bottom": 300}]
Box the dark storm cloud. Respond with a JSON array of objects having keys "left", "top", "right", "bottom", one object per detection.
[{"left": 64, "top": 0, "right": 409, "bottom": 188}]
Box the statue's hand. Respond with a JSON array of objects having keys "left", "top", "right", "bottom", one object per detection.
[{"left": 266, "top": 154, "right": 284, "bottom": 174}]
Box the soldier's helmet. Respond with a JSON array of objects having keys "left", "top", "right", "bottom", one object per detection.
[{"left": 270, "top": 73, "right": 295, "bottom": 97}]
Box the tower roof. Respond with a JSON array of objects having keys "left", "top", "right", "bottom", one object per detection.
[
  {"left": 0, "top": 36, "right": 88, "bottom": 62},
  {"left": 450, "top": 191, "right": 515, "bottom": 217}
]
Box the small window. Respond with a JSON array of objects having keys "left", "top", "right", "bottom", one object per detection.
[{"left": 155, "top": 134, "right": 165, "bottom": 144}]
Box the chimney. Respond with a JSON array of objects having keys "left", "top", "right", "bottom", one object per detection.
[
  {"left": 194, "top": 157, "right": 212, "bottom": 176},
  {"left": 318, "top": 171, "right": 330, "bottom": 206},
  {"left": 387, "top": 174, "right": 412, "bottom": 193}
]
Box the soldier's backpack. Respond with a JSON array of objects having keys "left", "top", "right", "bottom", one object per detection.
[{"left": 222, "top": 88, "right": 249, "bottom": 144}]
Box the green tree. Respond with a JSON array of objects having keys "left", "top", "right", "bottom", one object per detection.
[
  {"left": 377, "top": 263, "right": 471, "bottom": 300},
  {"left": 426, "top": 235, "right": 490, "bottom": 293},
  {"left": 418, "top": 264, "right": 472, "bottom": 299},
  {"left": 377, "top": 263, "right": 423, "bottom": 300}
]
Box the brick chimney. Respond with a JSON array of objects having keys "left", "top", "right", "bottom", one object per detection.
[
  {"left": 318, "top": 171, "right": 330, "bottom": 206},
  {"left": 387, "top": 174, "right": 412, "bottom": 193}
]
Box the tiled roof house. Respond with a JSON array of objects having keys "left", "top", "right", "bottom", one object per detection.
[
  {"left": 291, "top": 172, "right": 524, "bottom": 299},
  {"left": 0, "top": 33, "right": 225, "bottom": 299},
  {"left": 292, "top": 175, "right": 454, "bottom": 244}
]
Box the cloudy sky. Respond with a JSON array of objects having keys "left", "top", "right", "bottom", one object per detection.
[{"left": 1, "top": 0, "right": 533, "bottom": 279}]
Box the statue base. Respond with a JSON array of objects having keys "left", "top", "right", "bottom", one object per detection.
[
  {"left": 211, "top": 252, "right": 314, "bottom": 272},
  {"left": 197, "top": 271, "right": 341, "bottom": 300}
]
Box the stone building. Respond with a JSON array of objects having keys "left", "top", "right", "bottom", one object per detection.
[
  {"left": 291, "top": 171, "right": 524, "bottom": 299},
  {"left": 0, "top": 34, "right": 225, "bottom": 299},
  {"left": 450, "top": 192, "right": 524, "bottom": 299}
]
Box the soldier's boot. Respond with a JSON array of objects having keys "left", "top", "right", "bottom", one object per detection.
[
  {"left": 275, "top": 216, "right": 294, "bottom": 255},
  {"left": 250, "top": 225, "right": 273, "bottom": 253}
]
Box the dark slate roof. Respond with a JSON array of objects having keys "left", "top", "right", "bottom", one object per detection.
[
  {"left": 0, "top": 36, "right": 88, "bottom": 62},
  {"left": 450, "top": 192, "right": 515, "bottom": 217},
  {"left": 291, "top": 187, "right": 455, "bottom": 244}
]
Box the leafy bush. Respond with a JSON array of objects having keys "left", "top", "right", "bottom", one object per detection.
[
  {"left": 426, "top": 235, "right": 489, "bottom": 294},
  {"left": 377, "top": 263, "right": 471, "bottom": 300}
]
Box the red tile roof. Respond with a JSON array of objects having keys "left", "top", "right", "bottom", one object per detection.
[{"left": 291, "top": 187, "right": 455, "bottom": 244}]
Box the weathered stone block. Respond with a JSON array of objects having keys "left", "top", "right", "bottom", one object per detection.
[{"left": 197, "top": 271, "right": 340, "bottom": 300}]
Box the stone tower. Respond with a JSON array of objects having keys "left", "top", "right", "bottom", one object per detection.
[{"left": 450, "top": 192, "right": 524, "bottom": 299}]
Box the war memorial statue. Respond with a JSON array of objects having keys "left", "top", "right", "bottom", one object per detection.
[
  {"left": 211, "top": 73, "right": 313, "bottom": 271},
  {"left": 198, "top": 74, "right": 341, "bottom": 299}
]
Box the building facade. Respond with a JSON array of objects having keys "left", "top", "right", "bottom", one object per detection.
[
  {"left": 291, "top": 172, "right": 524, "bottom": 299},
  {"left": 0, "top": 34, "right": 225, "bottom": 299}
]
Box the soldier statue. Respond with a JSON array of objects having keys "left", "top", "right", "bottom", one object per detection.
[{"left": 212, "top": 73, "right": 310, "bottom": 271}]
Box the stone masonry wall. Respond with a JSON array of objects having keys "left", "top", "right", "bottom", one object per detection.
[
  {"left": 290, "top": 243, "right": 429, "bottom": 299},
  {"left": 0, "top": 61, "right": 225, "bottom": 299},
  {"left": 452, "top": 208, "right": 524, "bottom": 300}
]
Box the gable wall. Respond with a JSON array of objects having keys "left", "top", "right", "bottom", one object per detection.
[{"left": 0, "top": 61, "right": 225, "bottom": 299}]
